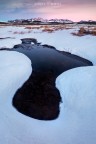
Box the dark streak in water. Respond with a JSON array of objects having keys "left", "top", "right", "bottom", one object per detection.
[{"left": 11, "top": 38, "right": 92, "bottom": 120}]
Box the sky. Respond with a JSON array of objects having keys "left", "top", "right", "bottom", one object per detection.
[{"left": 0, "top": 0, "right": 96, "bottom": 21}]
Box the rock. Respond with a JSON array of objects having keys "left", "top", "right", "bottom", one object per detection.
[
  {"left": 21, "top": 38, "right": 38, "bottom": 44},
  {"left": 42, "top": 44, "right": 56, "bottom": 49}
]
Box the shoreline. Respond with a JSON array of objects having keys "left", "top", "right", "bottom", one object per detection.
[{"left": 9, "top": 38, "right": 92, "bottom": 120}]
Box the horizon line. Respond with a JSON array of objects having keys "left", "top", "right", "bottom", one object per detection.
[{"left": 1, "top": 18, "right": 96, "bottom": 23}]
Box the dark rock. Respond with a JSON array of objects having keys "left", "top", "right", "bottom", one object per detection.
[
  {"left": 14, "top": 44, "right": 22, "bottom": 48},
  {"left": 42, "top": 44, "right": 56, "bottom": 49},
  {"left": 37, "top": 42, "right": 41, "bottom": 45},
  {"left": 21, "top": 38, "right": 38, "bottom": 44},
  {"left": 13, "top": 44, "right": 35, "bottom": 49},
  {"left": 0, "top": 48, "right": 11, "bottom": 51},
  {"left": 0, "top": 37, "right": 10, "bottom": 39}
]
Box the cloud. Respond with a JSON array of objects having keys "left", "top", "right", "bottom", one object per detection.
[
  {"left": 23, "top": 0, "right": 96, "bottom": 5},
  {"left": 0, "top": 0, "right": 96, "bottom": 12},
  {"left": 0, "top": 0, "right": 96, "bottom": 21}
]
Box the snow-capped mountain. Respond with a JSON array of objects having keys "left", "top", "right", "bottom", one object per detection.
[
  {"left": 7, "top": 18, "right": 74, "bottom": 24},
  {"left": 48, "top": 19, "right": 73, "bottom": 23}
]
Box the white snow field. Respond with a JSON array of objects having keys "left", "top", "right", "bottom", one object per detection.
[
  {"left": 0, "top": 25, "right": 96, "bottom": 144},
  {"left": 0, "top": 26, "right": 96, "bottom": 64},
  {"left": 1, "top": 51, "right": 96, "bottom": 144},
  {"left": 0, "top": 51, "right": 96, "bottom": 144},
  {"left": 56, "top": 66, "right": 96, "bottom": 144},
  {"left": 0, "top": 51, "right": 32, "bottom": 144}
]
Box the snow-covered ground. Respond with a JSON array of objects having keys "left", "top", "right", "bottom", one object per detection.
[
  {"left": 56, "top": 66, "right": 96, "bottom": 144},
  {"left": 1, "top": 51, "right": 96, "bottom": 144},
  {"left": 0, "top": 25, "right": 96, "bottom": 64},
  {"left": 0, "top": 51, "right": 32, "bottom": 144},
  {"left": 0, "top": 52, "right": 96, "bottom": 144},
  {"left": 0, "top": 26, "right": 96, "bottom": 144}
]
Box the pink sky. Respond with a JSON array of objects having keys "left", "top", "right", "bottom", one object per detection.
[
  {"left": 0, "top": 0, "right": 96, "bottom": 21},
  {"left": 34, "top": 4, "right": 96, "bottom": 21}
]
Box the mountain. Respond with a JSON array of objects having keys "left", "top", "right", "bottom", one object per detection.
[
  {"left": 48, "top": 19, "right": 73, "bottom": 24},
  {"left": 78, "top": 20, "right": 96, "bottom": 24},
  {"left": 0, "top": 21, "right": 8, "bottom": 24},
  {"left": 7, "top": 18, "right": 96, "bottom": 25},
  {"left": 8, "top": 18, "right": 74, "bottom": 25}
]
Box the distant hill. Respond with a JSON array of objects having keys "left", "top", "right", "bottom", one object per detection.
[
  {"left": 78, "top": 20, "right": 96, "bottom": 25},
  {"left": 0, "top": 22, "right": 8, "bottom": 24},
  {"left": 8, "top": 18, "right": 74, "bottom": 25},
  {"left": 2, "top": 18, "right": 96, "bottom": 25}
]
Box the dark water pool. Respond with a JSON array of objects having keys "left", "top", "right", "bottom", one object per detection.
[
  {"left": 12, "top": 43, "right": 92, "bottom": 120},
  {"left": 13, "top": 45, "right": 92, "bottom": 75}
]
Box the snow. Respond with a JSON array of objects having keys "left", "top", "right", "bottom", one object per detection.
[
  {"left": 0, "top": 26, "right": 96, "bottom": 64},
  {"left": 0, "top": 51, "right": 96, "bottom": 144},
  {"left": 1, "top": 51, "right": 96, "bottom": 144},
  {"left": 56, "top": 66, "right": 96, "bottom": 144},
  {"left": 0, "top": 25, "right": 96, "bottom": 144},
  {"left": 0, "top": 52, "right": 95, "bottom": 144},
  {"left": 0, "top": 51, "right": 32, "bottom": 144}
]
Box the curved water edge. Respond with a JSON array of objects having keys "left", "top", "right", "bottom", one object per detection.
[{"left": 1, "top": 38, "right": 93, "bottom": 120}]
